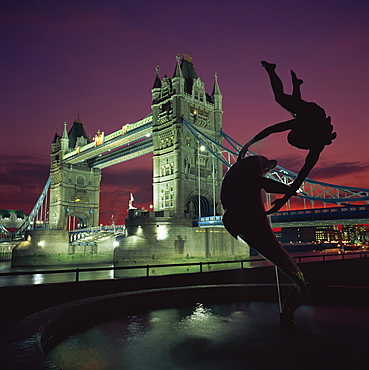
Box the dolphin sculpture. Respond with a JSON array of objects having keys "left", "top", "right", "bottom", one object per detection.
[{"left": 221, "top": 155, "right": 308, "bottom": 328}]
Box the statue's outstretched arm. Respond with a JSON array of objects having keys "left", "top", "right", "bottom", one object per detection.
[
  {"left": 260, "top": 177, "right": 295, "bottom": 195},
  {"left": 290, "top": 148, "right": 322, "bottom": 193},
  {"left": 238, "top": 119, "right": 295, "bottom": 161},
  {"left": 266, "top": 147, "right": 323, "bottom": 214}
]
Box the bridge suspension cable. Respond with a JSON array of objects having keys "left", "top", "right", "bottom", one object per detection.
[
  {"left": 13, "top": 177, "right": 51, "bottom": 237},
  {"left": 182, "top": 117, "right": 369, "bottom": 206},
  {"left": 0, "top": 224, "right": 13, "bottom": 239}
]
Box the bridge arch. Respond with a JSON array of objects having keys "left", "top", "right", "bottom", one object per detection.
[
  {"left": 66, "top": 212, "right": 89, "bottom": 230},
  {"left": 186, "top": 194, "right": 213, "bottom": 218}
]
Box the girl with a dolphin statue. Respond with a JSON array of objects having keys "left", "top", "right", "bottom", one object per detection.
[{"left": 221, "top": 61, "right": 336, "bottom": 329}]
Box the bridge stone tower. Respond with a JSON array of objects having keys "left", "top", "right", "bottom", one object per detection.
[
  {"left": 151, "top": 52, "right": 223, "bottom": 217},
  {"left": 49, "top": 118, "right": 101, "bottom": 229}
]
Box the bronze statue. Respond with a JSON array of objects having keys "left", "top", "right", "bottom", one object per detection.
[
  {"left": 238, "top": 61, "right": 336, "bottom": 214},
  {"left": 221, "top": 155, "right": 308, "bottom": 329},
  {"left": 222, "top": 62, "right": 337, "bottom": 328}
]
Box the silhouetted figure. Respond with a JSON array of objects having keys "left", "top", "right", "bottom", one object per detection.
[
  {"left": 238, "top": 61, "right": 336, "bottom": 214},
  {"left": 221, "top": 155, "right": 308, "bottom": 329}
]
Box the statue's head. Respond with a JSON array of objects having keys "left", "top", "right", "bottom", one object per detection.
[{"left": 238, "top": 155, "right": 277, "bottom": 176}]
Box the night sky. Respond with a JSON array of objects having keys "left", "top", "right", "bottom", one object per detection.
[{"left": 1, "top": 0, "right": 368, "bottom": 225}]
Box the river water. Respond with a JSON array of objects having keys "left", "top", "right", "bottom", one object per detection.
[{"left": 0, "top": 262, "right": 115, "bottom": 287}]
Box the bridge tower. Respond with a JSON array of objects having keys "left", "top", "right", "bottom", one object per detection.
[
  {"left": 49, "top": 118, "right": 101, "bottom": 229},
  {"left": 117, "top": 53, "right": 247, "bottom": 265},
  {"left": 151, "top": 52, "right": 223, "bottom": 217}
]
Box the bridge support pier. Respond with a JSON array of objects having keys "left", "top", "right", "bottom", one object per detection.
[
  {"left": 11, "top": 229, "right": 115, "bottom": 267},
  {"left": 114, "top": 210, "right": 249, "bottom": 276},
  {"left": 11, "top": 230, "right": 69, "bottom": 267}
]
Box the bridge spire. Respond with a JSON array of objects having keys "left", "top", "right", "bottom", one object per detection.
[
  {"left": 212, "top": 72, "right": 221, "bottom": 95},
  {"left": 212, "top": 72, "right": 223, "bottom": 115},
  {"left": 61, "top": 121, "right": 69, "bottom": 154},
  {"left": 153, "top": 65, "right": 161, "bottom": 89},
  {"left": 152, "top": 66, "right": 162, "bottom": 103},
  {"left": 62, "top": 121, "right": 68, "bottom": 138},
  {"left": 75, "top": 114, "right": 82, "bottom": 124},
  {"left": 173, "top": 54, "right": 184, "bottom": 78},
  {"left": 183, "top": 50, "right": 192, "bottom": 63}
]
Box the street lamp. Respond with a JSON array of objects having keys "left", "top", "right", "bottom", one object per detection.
[{"left": 197, "top": 143, "right": 206, "bottom": 218}]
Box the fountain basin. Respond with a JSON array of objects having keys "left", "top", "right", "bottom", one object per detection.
[{"left": 4, "top": 283, "right": 369, "bottom": 369}]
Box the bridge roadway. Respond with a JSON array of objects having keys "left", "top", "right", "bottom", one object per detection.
[
  {"left": 196, "top": 205, "right": 369, "bottom": 228},
  {"left": 63, "top": 114, "right": 153, "bottom": 168},
  {"left": 69, "top": 224, "right": 125, "bottom": 244}
]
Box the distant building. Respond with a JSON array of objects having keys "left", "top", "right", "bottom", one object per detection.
[
  {"left": 278, "top": 226, "right": 316, "bottom": 243},
  {"left": 274, "top": 224, "right": 368, "bottom": 247}
]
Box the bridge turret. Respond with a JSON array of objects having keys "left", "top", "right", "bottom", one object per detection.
[
  {"left": 173, "top": 54, "right": 184, "bottom": 78},
  {"left": 172, "top": 54, "right": 185, "bottom": 96},
  {"left": 67, "top": 116, "right": 89, "bottom": 150},
  {"left": 211, "top": 73, "right": 223, "bottom": 133},
  {"left": 49, "top": 118, "right": 101, "bottom": 230},
  {"left": 60, "top": 121, "right": 69, "bottom": 157},
  {"left": 51, "top": 129, "right": 60, "bottom": 153},
  {"left": 152, "top": 66, "right": 162, "bottom": 103}
]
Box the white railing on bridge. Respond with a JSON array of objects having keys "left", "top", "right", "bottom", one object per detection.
[{"left": 69, "top": 225, "right": 126, "bottom": 243}]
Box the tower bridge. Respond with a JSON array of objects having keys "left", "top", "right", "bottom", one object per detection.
[{"left": 4, "top": 52, "right": 369, "bottom": 266}]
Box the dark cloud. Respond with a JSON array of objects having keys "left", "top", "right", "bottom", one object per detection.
[
  {"left": 275, "top": 155, "right": 369, "bottom": 183},
  {"left": 0, "top": 156, "right": 50, "bottom": 212},
  {"left": 309, "top": 161, "right": 369, "bottom": 181},
  {"left": 1, "top": 156, "right": 49, "bottom": 185}
]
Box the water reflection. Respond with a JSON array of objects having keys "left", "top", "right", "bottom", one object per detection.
[
  {"left": 0, "top": 262, "right": 115, "bottom": 287},
  {"left": 31, "top": 273, "right": 44, "bottom": 285}
]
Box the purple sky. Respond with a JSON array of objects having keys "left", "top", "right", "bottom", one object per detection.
[{"left": 1, "top": 0, "right": 368, "bottom": 225}]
